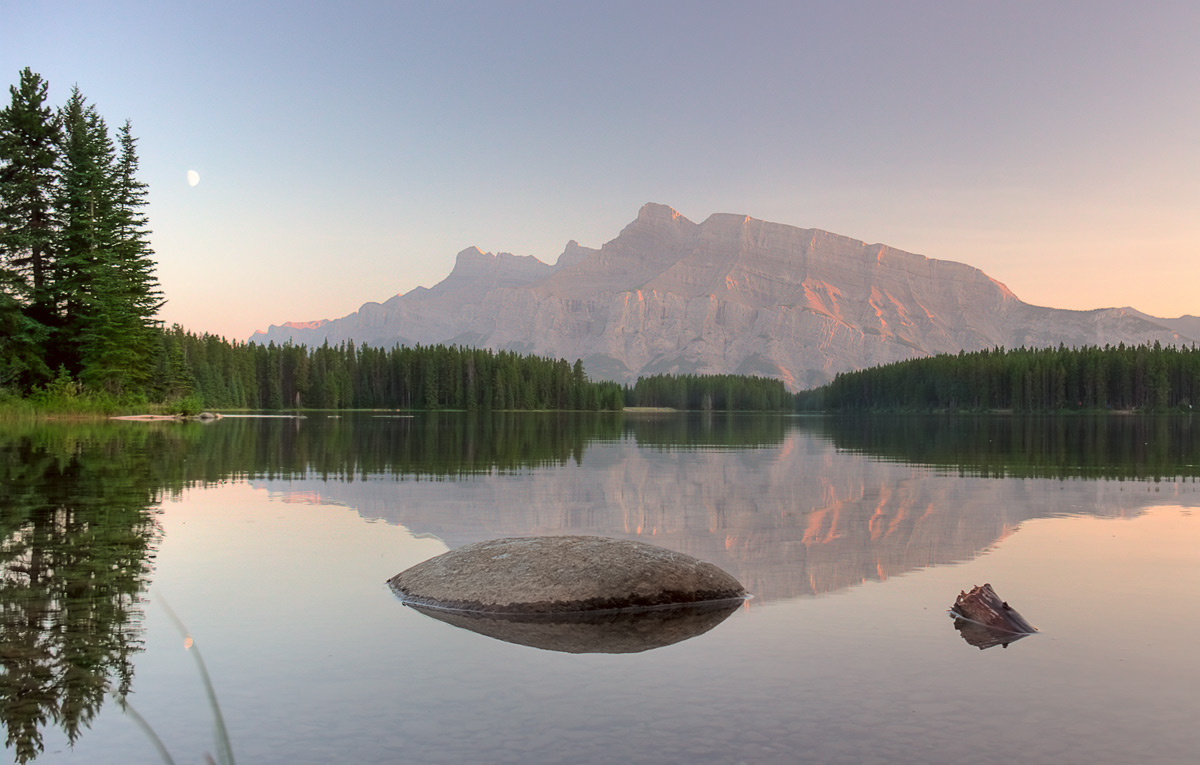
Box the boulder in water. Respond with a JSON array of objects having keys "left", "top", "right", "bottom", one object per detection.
[{"left": 388, "top": 535, "right": 746, "bottom": 614}]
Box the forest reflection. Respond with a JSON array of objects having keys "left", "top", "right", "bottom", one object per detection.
[
  {"left": 3, "top": 412, "right": 1200, "bottom": 759},
  {"left": 0, "top": 424, "right": 169, "bottom": 763},
  {"left": 819, "top": 414, "right": 1200, "bottom": 479}
]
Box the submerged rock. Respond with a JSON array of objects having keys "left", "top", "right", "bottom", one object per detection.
[{"left": 388, "top": 535, "right": 746, "bottom": 614}]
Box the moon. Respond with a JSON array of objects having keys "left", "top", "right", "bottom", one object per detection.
[{"left": 187, "top": 170, "right": 200, "bottom": 187}]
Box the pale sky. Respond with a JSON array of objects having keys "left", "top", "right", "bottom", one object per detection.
[{"left": 5, "top": 1, "right": 1198, "bottom": 341}]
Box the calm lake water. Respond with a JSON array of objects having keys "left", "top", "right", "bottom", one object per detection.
[{"left": 4, "top": 413, "right": 1200, "bottom": 764}]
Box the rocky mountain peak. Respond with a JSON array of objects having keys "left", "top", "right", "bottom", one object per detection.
[
  {"left": 443, "top": 247, "right": 552, "bottom": 284},
  {"left": 637, "top": 202, "right": 689, "bottom": 222},
  {"left": 555, "top": 240, "right": 596, "bottom": 270},
  {"left": 252, "top": 204, "right": 1192, "bottom": 389},
  {"left": 617, "top": 203, "right": 697, "bottom": 246},
  {"left": 453, "top": 245, "right": 488, "bottom": 264}
]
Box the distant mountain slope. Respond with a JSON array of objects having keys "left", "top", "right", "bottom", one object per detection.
[
  {"left": 253, "top": 203, "right": 1192, "bottom": 390},
  {"left": 1124, "top": 309, "right": 1200, "bottom": 342}
]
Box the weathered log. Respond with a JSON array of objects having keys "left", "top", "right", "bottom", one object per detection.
[
  {"left": 949, "top": 583, "right": 1037, "bottom": 649},
  {"left": 951, "top": 583, "right": 1037, "bottom": 632}
]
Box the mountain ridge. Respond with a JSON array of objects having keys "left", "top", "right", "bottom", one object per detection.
[{"left": 253, "top": 204, "right": 1192, "bottom": 390}]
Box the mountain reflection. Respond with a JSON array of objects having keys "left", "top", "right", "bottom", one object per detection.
[
  {"left": 0, "top": 424, "right": 171, "bottom": 763},
  {"left": 242, "top": 413, "right": 1200, "bottom": 602},
  {"left": 4, "top": 413, "right": 1200, "bottom": 759}
]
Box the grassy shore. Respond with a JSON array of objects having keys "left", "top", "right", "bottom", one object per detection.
[{"left": 0, "top": 388, "right": 204, "bottom": 420}]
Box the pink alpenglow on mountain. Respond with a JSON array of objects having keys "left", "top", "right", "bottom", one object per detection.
[{"left": 253, "top": 204, "right": 1191, "bottom": 390}]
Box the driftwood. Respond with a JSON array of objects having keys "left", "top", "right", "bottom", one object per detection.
[{"left": 950, "top": 583, "right": 1037, "bottom": 650}]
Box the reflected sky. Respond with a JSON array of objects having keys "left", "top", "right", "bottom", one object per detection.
[
  {"left": 38, "top": 492, "right": 1200, "bottom": 764},
  {"left": 249, "top": 426, "right": 1200, "bottom": 603},
  {"left": 8, "top": 416, "right": 1200, "bottom": 764}
]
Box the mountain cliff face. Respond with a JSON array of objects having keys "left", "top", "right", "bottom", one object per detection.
[{"left": 253, "top": 203, "right": 1191, "bottom": 390}]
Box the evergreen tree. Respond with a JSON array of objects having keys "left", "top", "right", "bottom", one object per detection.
[
  {"left": 52, "top": 90, "right": 161, "bottom": 395},
  {"left": 109, "top": 120, "right": 163, "bottom": 364},
  {"left": 0, "top": 68, "right": 59, "bottom": 316},
  {"left": 0, "top": 68, "right": 60, "bottom": 388},
  {"left": 51, "top": 86, "right": 116, "bottom": 375},
  {"left": 0, "top": 292, "right": 47, "bottom": 389}
]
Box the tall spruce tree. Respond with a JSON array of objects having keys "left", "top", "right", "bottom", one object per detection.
[
  {"left": 52, "top": 89, "right": 161, "bottom": 395},
  {"left": 0, "top": 68, "right": 59, "bottom": 312},
  {"left": 113, "top": 120, "right": 162, "bottom": 327},
  {"left": 0, "top": 68, "right": 59, "bottom": 388},
  {"left": 86, "top": 120, "right": 162, "bottom": 394},
  {"left": 52, "top": 86, "right": 117, "bottom": 377}
]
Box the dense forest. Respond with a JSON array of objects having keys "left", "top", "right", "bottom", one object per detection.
[
  {"left": 0, "top": 68, "right": 161, "bottom": 397},
  {"left": 156, "top": 327, "right": 626, "bottom": 411},
  {"left": 803, "top": 343, "right": 1200, "bottom": 412},
  {"left": 625, "top": 373, "right": 793, "bottom": 412},
  {"left": 155, "top": 328, "right": 803, "bottom": 412}
]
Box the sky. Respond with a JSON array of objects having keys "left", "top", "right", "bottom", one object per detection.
[{"left": 4, "top": 1, "right": 1198, "bottom": 341}]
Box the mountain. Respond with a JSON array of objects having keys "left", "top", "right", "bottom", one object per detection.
[
  {"left": 1124, "top": 309, "right": 1200, "bottom": 341},
  {"left": 253, "top": 203, "right": 1193, "bottom": 390}
]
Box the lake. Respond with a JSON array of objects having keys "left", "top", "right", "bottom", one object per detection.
[{"left": 3, "top": 413, "right": 1200, "bottom": 764}]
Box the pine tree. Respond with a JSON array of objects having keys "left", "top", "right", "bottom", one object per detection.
[
  {"left": 52, "top": 86, "right": 116, "bottom": 376},
  {"left": 0, "top": 68, "right": 59, "bottom": 314},
  {"left": 110, "top": 120, "right": 163, "bottom": 360},
  {"left": 0, "top": 291, "right": 48, "bottom": 389},
  {"left": 0, "top": 68, "right": 60, "bottom": 387},
  {"left": 52, "top": 90, "right": 161, "bottom": 395}
]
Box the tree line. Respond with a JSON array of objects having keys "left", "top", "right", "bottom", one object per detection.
[
  {"left": 157, "top": 327, "right": 627, "bottom": 411},
  {"left": 1, "top": 68, "right": 161, "bottom": 397},
  {"left": 157, "top": 328, "right": 811, "bottom": 412},
  {"left": 803, "top": 343, "right": 1200, "bottom": 412},
  {"left": 626, "top": 372, "right": 793, "bottom": 411}
]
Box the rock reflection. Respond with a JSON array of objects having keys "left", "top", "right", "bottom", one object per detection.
[{"left": 404, "top": 601, "right": 743, "bottom": 654}]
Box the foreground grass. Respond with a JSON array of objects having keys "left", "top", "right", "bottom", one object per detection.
[{"left": 0, "top": 389, "right": 204, "bottom": 420}]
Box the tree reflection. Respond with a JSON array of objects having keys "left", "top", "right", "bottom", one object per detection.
[
  {"left": 0, "top": 425, "right": 169, "bottom": 762},
  {"left": 627, "top": 412, "right": 788, "bottom": 449},
  {"left": 0, "top": 412, "right": 635, "bottom": 760},
  {"left": 3, "top": 412, "right": 1199, "bottom": 759},
  {"left": 813, "top": 413, "right": 1200, "bottom": 480},
  {"left": 167, "top": 412, "right": 627, "bottom": 480}
]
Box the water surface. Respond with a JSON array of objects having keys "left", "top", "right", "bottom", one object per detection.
[{"left": 3, "top": 414, "right": 1199, "bottom": 763}]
